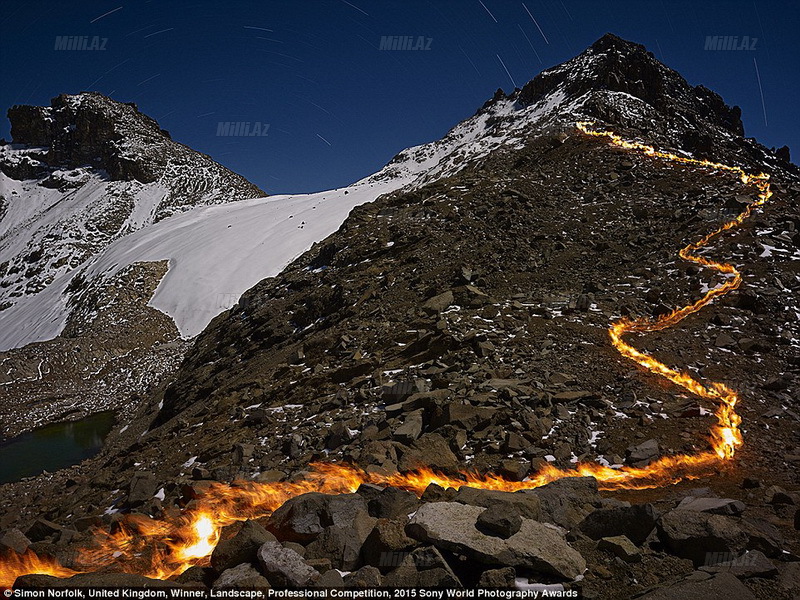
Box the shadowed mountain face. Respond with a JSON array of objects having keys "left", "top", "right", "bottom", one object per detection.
[
  {"left": 1, "top": 34, "right": 799, "bottom": 597},
  {"left": 7, "top": 92, "right": 265, "bottom": 198}
]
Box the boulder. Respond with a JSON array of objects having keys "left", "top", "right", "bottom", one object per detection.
[
  {"left": 383, "top": 547, "right": 461, "bottom": 588},
  {"left": 397, "top": 433, "right": 459, "bottom": 471},
  {"left": 406, "top": 502, "right": 585, "bottom": 580},
  {"left": 393, "top": 410, "right": 424, "bottom": 443},
  {"left": 637, "top": 572, "right": 756, "bottom": 600},
  {"left": 24, "top": 519, "right": 63, "bottom": 543},
  {"left": 257, "top": 541, "right": 319, "bottom": 588},
  {"left": 700, "top": 550, "right": 777, "bottom": 578},
  {"left": 211, "top": 520, "right": 277, "bottom": 573},
  {"left": 212, "top": 563, "right": 271, "bottom": 589},
  {"left": 676, "top": 496, "right": 746, "bottom": 516},
  {"left": 304, "top": 512, "right": 377, "bottom": 570},
  {"left": 740, "top": 518, "right": 783, "bottom": 557},
  {"left": 128, "top": 472, "right": 159, "bottom": 506},
  {"left": 362, "top": 519, "right": 419, "bottom": 573},
  {"left": 453, "top": 487, "right": 541, "bottom": 521},
  {"left": 576, "top": 503, "right": 659, "bottom": 545},
  {"left": 658, "top": 510, "right": 748, "bottom": 566},
  {"left": 530, "top": 477, "right": 602, "bottom": 529},
  {"left": 476, "top": 505, "right": 522, "bottom": 538},
  {"left": 266, "top": 492, "right": 368, "bottom": 543},
  {"left": 0, "top": 528, "right": 32, "bottom": 554},
  {"left": 368, "top": 487, "right": 420, "bottom": 519}
]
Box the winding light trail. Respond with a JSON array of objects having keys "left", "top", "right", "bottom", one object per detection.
[{"left": 0, "top": 122, "right": 774, "bottom": 587}]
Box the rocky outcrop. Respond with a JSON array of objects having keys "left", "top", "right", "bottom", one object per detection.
[{"left": 7, "top": 93, "right": 265, "bottom": 200}]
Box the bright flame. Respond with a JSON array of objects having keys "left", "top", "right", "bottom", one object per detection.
[
  {"left": 0, "top": 549, "right": 81, "bottom": 589},
  {"left": 0, "top": 122, "right": 774, "bottom": 588}
]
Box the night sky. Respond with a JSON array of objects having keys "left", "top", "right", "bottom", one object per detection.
[{"left": 0, "top": 1, "right": 797, "bottom": 194}]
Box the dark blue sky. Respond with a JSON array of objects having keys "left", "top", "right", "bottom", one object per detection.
[{"left": 1, "top": 1, "right": 797, "bottom": 194}]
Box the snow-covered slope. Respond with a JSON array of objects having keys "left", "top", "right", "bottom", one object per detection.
[
  {"left": 0, "top": 83, "right": 582, "bottom": 351},
  {"left": 0, "top": 178, "right": 401, "bottom": 349}
]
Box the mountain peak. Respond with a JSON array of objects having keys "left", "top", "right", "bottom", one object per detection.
[
  {"left": 6, "top": 92, "right": 265, "bottom": 196},
  {"left": 589, "top": 32, "right": 648, "bottom": 54},
  {"left": 512, "top": 34, "right": 766, "bottom": 163}
]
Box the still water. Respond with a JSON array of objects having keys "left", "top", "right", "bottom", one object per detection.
[{"left": 0, "top": 411, "right": 116, "bottom": 484}]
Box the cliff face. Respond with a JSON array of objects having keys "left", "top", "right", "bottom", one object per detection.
[{"left": 6, "top": 92, "right": 265, "bottom": 198}]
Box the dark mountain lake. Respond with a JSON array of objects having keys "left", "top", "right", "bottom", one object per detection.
[{"left": 0, "top": 411, "right": 115, "bottom": 484}]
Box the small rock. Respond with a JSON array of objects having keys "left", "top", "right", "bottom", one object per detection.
[
  {"left": 368, "top": 487, "right": 420, "bottom": 520},
  {"left": 422, "top": 291, "right": 454, "bottom": 314},
  {"left": 397, "top": 433, "right": 459, "bottom": 472},
  {"left": 343, "top": 565, "right": 383, "bottom": 587},
  {"left": 212, "top": 563, "right": 271, "bottom": 589},
  {"left": 597, "top": 535, "right": 641, "bottom": 563},
  {"left": 211, "top": 520, "right": 276, "bottom": 573},
  {"left": 765, "top": 485, "right": 796, "bottom": 505},
  {"left": 0, "top": 528, "right": 32, "bottom": 554},
  {"left": 626, "top": 439, "right": 659, "bottom": 465},
  {"left": 305, "top": 558, "right": 331, "bottom": 574},
  {"left": 233, "top": 443, "right": 255, "bottom": 463},
  {"left": 25, "top": 519, "right": 63, "bottom": 543},
  {"left": 477, "top": 567, "right": 516, "bottom": 588},
  {"left": 476, "top": 505, "right": 522, "bottom": 538},
  {"left": 577, "top": 503, "right": 659, "bottom": 546},
  {"left": 128, "top": 472, "right": 159, "bottom": 506},
  {"left": 315, "top": 569, "right": 345, "bottom": 587},
  {"left": 715, "top": 333, "right": 736, "bottom": 348},
  {"left": 257, "top": 541, "right": 320, "bottom": 587}
]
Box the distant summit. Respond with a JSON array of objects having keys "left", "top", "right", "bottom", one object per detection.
[{"left": 6, "top": 92, "right": 264, "bottom": 202}]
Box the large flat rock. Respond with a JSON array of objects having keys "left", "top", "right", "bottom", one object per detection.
[{"left": 406, "top": 502, "right": 585, "bottom": 580}]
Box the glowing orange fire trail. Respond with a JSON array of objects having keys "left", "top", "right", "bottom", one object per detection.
[{"left": 0, "top": 122, "right": 774, "bottom": 588}]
